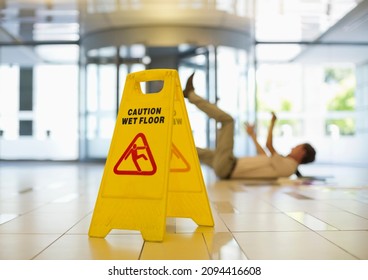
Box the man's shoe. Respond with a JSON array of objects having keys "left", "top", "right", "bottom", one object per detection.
[{"left": 183, "top": 72, "right": 195, "bottom": 98}]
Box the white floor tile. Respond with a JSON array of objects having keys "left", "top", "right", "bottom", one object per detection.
[
  {"left": 233, "top": 231, "right": 357, "bottom": 260},
  {"left": 269, "top": 200, "right": 341, "bottom": 213},
  {"left": 286, "top": 212, "right": 338, "bottom": 231},
  {"left": 229, "top": 198, "right": 281, "bottom": 213},
  {"left": 310, "top": 211, "right": 368, "bottom": 230},
  {"left": 34, "top": 234, "right": 144, "bottom": 260},
  {"left": 318, "top": 231, "right": 368, "bottom": 259},
  {"left": 324, "top": 199, "right": 368, "bottom": 219},
  {"left": 140, "top": 233, "right": 210, "bottom": 260},
  {"left": 0, "top": 214, "right": 19, "bottom": 225},
  {"left": 203, "top": 232, "right": 248, "bottom": 260},
  {"left": 0, "top": 212, "right": 88, "bottom": 234},
  {"left": 0, "top": 234, "right": 60, "bottom": 260},
  {"left": 220, "top": 213, "right": 309, "bottom": 232}
]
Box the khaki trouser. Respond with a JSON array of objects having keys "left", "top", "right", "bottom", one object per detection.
[{"left": 188, "top": 90, "right": 236, "bottom": 179}]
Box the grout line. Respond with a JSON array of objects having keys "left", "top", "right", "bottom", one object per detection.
[{"left": 30, "top": 212, "right": 92, "bottom": 260}]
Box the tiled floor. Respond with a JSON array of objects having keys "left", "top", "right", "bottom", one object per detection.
[{"left": 0, "top": 161, "right": 367, "bottom": 260}]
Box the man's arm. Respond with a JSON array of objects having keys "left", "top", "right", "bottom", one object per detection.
[
  {"left": 245, "top": 122, "right": 267, "bottom": 155},
  {"left": 266, "top": 112, "right": 277, "bottom": 155}
]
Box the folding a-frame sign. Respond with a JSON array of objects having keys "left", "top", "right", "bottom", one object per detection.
[{"left": 89, "top": 69, "right": 214, "bottom": 242}]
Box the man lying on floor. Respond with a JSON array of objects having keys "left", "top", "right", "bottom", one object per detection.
[{"left": 183, "top": 72, "right": 316, "bottom": 180}]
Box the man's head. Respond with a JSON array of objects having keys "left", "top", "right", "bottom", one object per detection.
[{"left": 289, "top": 143, "right": 316, "bottom": 164}]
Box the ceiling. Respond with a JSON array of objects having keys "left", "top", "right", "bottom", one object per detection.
[
  {"left": 292, "top": 0, "right": 368, "bottom": 64},
  {"left": 0, "top": 0, "right": 367, "bottom": 65}
]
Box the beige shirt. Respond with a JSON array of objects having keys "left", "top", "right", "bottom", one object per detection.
[{"left": 230, "top": 153, "right": 298, "bottom": 179}]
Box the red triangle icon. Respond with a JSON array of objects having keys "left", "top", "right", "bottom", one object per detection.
[
  {"left": 113, "top": 133, "right": 157, "bottom": 175},
  {"left": 170, "top": 143, "right": 190, "bottom": 172}
]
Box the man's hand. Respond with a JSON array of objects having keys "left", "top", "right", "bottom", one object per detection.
[
  {"left": 271, "top": 111, "right": 277, "bottom": 123},
  {"left": 244, "top": 122, "right": 256, "bottom": 136}
]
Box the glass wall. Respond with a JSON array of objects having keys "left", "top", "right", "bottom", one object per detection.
[
  {"left": 0, "top": 45, "right": 79, "bottom": 160},
  {"left": 216, "top": 46, "right": 250, "bottom": 157},
  {"left": 252, "top": 0, "right": 368, "bottom": 166},
  {"left": 81, "top": 45, "right": 147, "bottom": 159},
  {"left": 255, "top": 46, "right": 368, "bottom": 165},
  {"left": 85, "top": 62, "right": 117, "bottom": 159},
  {"left": 81, "top": 43, "right": 250, "bottom": 160},
  {"left": 179, "top": 47, "right": 211, "bottom": 149}
]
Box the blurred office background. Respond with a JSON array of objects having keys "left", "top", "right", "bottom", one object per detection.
[{"left": 0, "top": 0, "right": 367, "bottom": 166}]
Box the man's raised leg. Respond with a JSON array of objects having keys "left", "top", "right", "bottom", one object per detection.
[{"left": 184, "top": 73, "right": 236, "bottom": 179}]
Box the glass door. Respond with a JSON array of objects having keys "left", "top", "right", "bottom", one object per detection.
[
  {"left": 178, "top": 46, "right": 213, "bottom": 149},
  {"left": 178, "top": 45, "right": 250, "bottom": 156},
  {"left": 82, "top": 46, "right": 146, "bottom": 159},
  {"left": 0, "top": 45, "right": 79, "bottom": 160},
  {"left": 85, "top": 63, "right": 117, "bottom": 159}
]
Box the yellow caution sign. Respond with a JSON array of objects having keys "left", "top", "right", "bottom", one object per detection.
[{"left": 88, "top": 69, "right": 214, "bottom": 242}]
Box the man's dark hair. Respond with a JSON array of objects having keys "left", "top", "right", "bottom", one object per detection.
[{"left": 301, "top": 143, "right": 316, "bottom": 164}]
